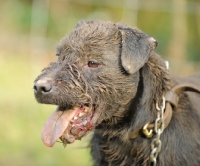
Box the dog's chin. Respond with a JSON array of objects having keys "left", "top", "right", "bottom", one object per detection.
[{"left": 41, "top": 104, "right": 100, "bottom": 147}]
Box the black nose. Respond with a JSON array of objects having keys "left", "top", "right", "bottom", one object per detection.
[{"left": 34, "top": 80, "right": 52, "bottom": 94}]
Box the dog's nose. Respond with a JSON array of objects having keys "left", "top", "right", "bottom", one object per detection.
[{"left": 34, "top": 78, "right": 52, "bottom": 94}]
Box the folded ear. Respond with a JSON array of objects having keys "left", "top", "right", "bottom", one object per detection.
[{"left": 119, "top": 27, "right": 158, "bottom": 74}]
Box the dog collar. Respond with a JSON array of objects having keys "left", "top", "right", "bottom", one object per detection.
[{"left": 130, "top": 82, "right": 200, "bottom": 139}]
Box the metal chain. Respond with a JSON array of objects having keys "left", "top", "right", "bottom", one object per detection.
[{"left": 149, "top": 96, "right": 166, "bottom": 166}]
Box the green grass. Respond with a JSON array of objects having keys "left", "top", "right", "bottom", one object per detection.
[{"left": 0, "top": 54, "right": 92, "bottom": 166}]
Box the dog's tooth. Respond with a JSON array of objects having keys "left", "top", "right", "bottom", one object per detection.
[
  {"left": 82, "top": 120, "right": 88, "bottom": 126},
  {"left": 74, "top": 116, "right": 78, "bottom": 120},
  {"left": 84, "top": 107, "right": 89, "bottom": 112},
  {"left": 79, "top": 112, "right": 85, "bottom": 117}
]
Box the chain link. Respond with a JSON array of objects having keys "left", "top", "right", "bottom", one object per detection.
[{"left": 149, "top": 96, "right": 166, "bottom": 166}]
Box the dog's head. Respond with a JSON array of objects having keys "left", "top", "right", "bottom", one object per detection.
[{"left": 33, "top": 20, "right": 157, "bottom": 147}]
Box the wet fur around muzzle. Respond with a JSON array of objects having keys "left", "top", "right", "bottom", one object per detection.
[{"left": 34, "top": 20, "right": 200, "bottom": 166}]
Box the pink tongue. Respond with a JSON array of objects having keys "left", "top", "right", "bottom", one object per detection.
[{"left": 41, "top": 106, "right": 78, "bottom": 147}]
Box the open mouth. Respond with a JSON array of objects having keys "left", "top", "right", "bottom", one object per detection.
[{"left": 41, "top": 105, "right": 99, "bottom": 147}]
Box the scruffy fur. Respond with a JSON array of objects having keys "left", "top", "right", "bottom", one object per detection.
[{"left": 34, "top": 20, "right": 200, "bottom": 166}]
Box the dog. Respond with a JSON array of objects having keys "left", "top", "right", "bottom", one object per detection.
[{"left": 33, "top": 20, "right": 200, "bottom": 166}]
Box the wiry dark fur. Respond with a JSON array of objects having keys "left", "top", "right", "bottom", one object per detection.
[{"left": 34, "top": 20, "right": 200, "bottom": 166}]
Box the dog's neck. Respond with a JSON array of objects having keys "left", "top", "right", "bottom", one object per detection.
[{"left": 129, "top": 53, "right": 171, "bottom": 135}]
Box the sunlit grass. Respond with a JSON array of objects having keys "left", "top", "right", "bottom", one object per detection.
[{"left": 0, "top": 54, "right": 92, "bottom": 166}]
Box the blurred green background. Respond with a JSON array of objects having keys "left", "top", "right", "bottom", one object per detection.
[{"left": 0, "top": 0, "right": 199, "bottom": 166}]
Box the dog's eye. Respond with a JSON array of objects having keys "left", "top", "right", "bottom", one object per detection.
[{"left": 88, "top": 61, "right": 100, "bottom": 68}]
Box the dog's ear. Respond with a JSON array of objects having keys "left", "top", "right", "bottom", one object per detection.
[{"left": 119, "top": 27, "right": 158, "bottom": 74}]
